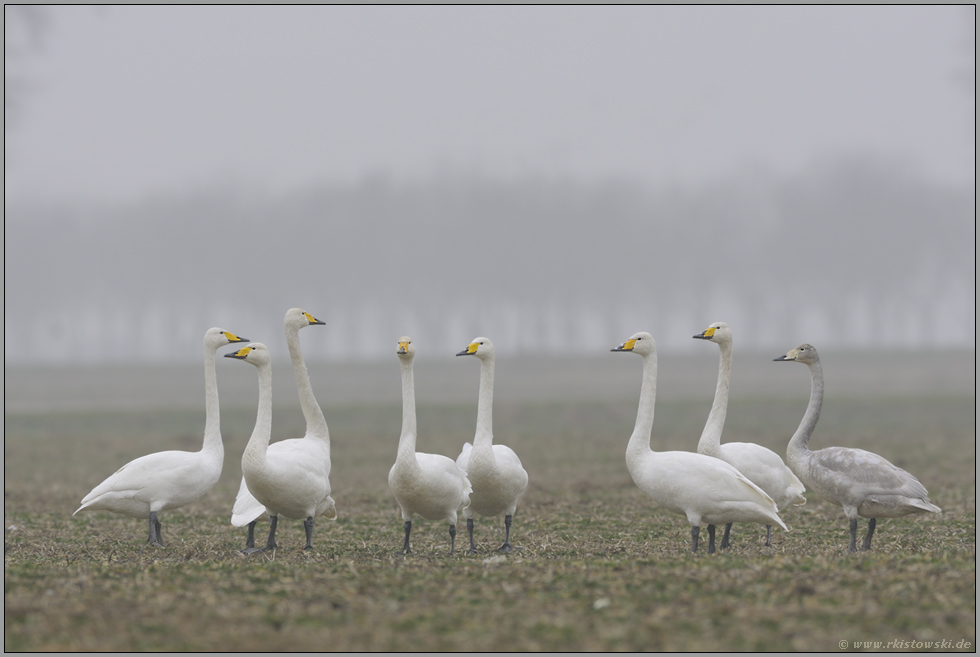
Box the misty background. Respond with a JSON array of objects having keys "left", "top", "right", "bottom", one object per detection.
[{"left": 4, "top": 6, "right": 975, "bottom": 366}]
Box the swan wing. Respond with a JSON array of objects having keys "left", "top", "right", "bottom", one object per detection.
[
  {"left": 634, "top": 451, "right": 785, "bottom": 530},
  {"left": 455, "top": 442, "right": 473, "bottom": 474},
  {"left": 76, "top": 449, "right": 219, "bottom": 517},
  {"left": 719, "top": 442, "right": 807, "bottom": 509},
  {"left": 811, "top": 446, "right": 930, "bottom": 498}
]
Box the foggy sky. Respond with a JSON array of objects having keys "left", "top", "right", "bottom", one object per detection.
[
  {"left": 4, "top": 5, "right": 975, "bottom": 202},
  {"left": 3, "top": 6, "right": 975, "bottom": 364}
]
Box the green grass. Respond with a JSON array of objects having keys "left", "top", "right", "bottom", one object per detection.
[{"left": 4, "top": 395, "right": 976, "bottom": 651}]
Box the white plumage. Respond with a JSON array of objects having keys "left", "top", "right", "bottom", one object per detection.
[
  {"left": 74, "top": 327, "right": 247, "bottom": 546},
  {"left": 388, "top": 337, "right": 472, "bottom": 555},
  {"left": 230, "top": 308, "right": 335, "bottom": 552},
  {"left": 776, "top": 343, "right": 941, "bottom": 552},
  {"left": 456, "top": 337, "right": 528, "bottom": 554},
  {"left": 613, "top": 332, "right": 786, "bottom": 553},
  {"left": 227, "top": 342, "right": 335, "bottom": 554},
  {"left": 693, "top": 321, "right": 805, "bottom": 548}
]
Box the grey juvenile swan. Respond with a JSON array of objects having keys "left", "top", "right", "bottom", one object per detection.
[{"left": 775, "top": 343, "right": 941, "bottom": 552}]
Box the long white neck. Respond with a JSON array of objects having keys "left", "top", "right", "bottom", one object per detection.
[
  {"left": 201, "top": 342, "right": 223, "bottom": 459},
  {"left": 242, "top": 360, "right": 273, "bottom": 466},
  {"left": 627, "top": 350, "right": 658, "bottom": 464},
  {"left": 697, "top": 339, "right": 732, "bottom": 457},
  {"left": 787, "top": 358, "right": 823, "bottom": 469},
  {"left": 396, "top": 357, "right": 418, "bottom": 462},
  {"left": 473, "top": 355, "right": 495, "bottom": 450},
  {"left": 286, "top": 323, "right": 329, "bottom": 444}
]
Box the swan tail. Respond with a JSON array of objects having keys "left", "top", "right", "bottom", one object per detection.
[
  {"left": 230, "top": 477, "right": 266, "bottom": 527},
  {"left": 321, "top": 496, "right": 338, "bottom": 520},
  {"left": 911, "top": 499, "right": 942, "bottom": 515}
]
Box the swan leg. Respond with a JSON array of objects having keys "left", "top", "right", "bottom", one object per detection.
[
  {"left": 148, "top": 512, "right": 164, "bottom": 547},
  {"left": 862, "top": 518, "right": 876, "bottom": 551},
  {"left": 691, "top": 525, "right": 700, "bottom": 553},
  {"left": 402, "top": 520, "right": 412, "bottom": 555},
  {"left": 449, "top": 524, "right": 456, "bottom": 555},
  {"left": 303, "top": 516, "right": 314, "bottom": 550},
  {"left": 848, "top": 518, "right": 858, "bottom": 553},
  {"left": 265, "top": 515, "right": 279, "bottom": 550},
  {"left": 243, "top": 515, "right": 277, "bottom": 555},
  {"left": 707, "top": 525, "right": 716, "bottom": 553},
  {"left": 466, "top": 518, "right": 477, "bottom": 555},
  {"left": 764, "top": 525, "right": 772, "bottom": 548},
  {"left": 721, "top": 522, "right": 733, "bottom": 549},
  {"left": 498, "top": 515, "right": 514, "bottom": 553},
  {"left": 243, "top": 521, "right": 256, "bottom": 551}
]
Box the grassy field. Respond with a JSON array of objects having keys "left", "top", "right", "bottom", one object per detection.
[{"left": 4, "top": 356, "right": 976, "bottom": 652}]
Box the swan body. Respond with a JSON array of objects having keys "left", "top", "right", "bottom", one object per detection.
[
  {"left": 227, "top": 342, "right": 335, "bottom": 553},
  {"left": 74, "top": 327, "right": 247, "bottom": 546},
  {"left": 775, "top": 344, "right": 941, "bottom": 552},
  {"left": 613, "top": 332, "right": 786, "bottom": 553},
  {"left": 230, "top": 309, "right": 335, "bottom": 551},
  {"left": 388, "top": 337, "right": 472, "bottom": 555},
  {"left": 456, "top": 337, "right": 528, "bottom": 554},
  {"left": 693, "top": 322, "right": 805, "bottom": 548}
]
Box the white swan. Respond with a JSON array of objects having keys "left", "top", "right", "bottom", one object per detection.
[
  {"left": 230, "top": 308, "right": 334, "bottom": 552},
  {"left": 226, "top": 342, "right": 336, "bottom": 554},
  {"left": 775, "top": 343, "right": 941, "bottom": 552},
  {"left": 612, "top": 332, "right": 786, "bottom": 553},
  {"left": 693, "top": 321, "right": 806, "bottom": 549},
  {"left": 455, "top": 337, "right": 528, "bottom": 554},
  {"left": 388, "top": 337, "right": 472, "bottom": 555},
  {"left": 74, "top": 327, "right": 247, "bottom": 546}
]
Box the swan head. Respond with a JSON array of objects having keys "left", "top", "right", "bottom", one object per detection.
[
  {"left": 456, "top": 337, "right": 494, "bottom": 359},
  {"left": 396, "top": 336, "right": 415, "bottom": 359},
  {"left": 284, "top": 307, "right": 325, "bottom": 330},
  {"left": 204, "top": 327, "right": 248, "bottom": 350},
  {"left": 774, "top": 343, "right": 819, "bottom": 365},
  {"left": 224, "top": 342, "right": 271, "bottom": 367},
  {"left": 611, "top": 331, "right": 656, "bottom": 356},
  {"left": 693, "top": 321, "right": 731, "bottom": 344}
]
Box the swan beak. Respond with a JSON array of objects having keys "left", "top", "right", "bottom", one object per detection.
[
  {"left": 223, "top": 331, "right": 248, "bottom": 343},
  {"left": 774, "top": 348, "right": 799, "bottom": 362},
  {"left": 611, "top": 339, "right": 637, "bottom": 352},
  {"left": 456, "top": 343, "right": 479, "bottom": 357},
  {"left": 693, "top": 327, "right": 716, "bottom": 340},
  {"left": 397, "top": 341, "right": 410, "bottom": 354},
  {"left": 304, "top": 312, "right": 325, "bottom": 326},
  {"left": 225, "top": 346, "right": 253, "bottom": 360}
]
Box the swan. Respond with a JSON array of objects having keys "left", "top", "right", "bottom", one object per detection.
[
  {"left": 612, "top": 332, "right": 787, "bottom": 553},
  {"left": 693, "top": 321, "right": 806, "bottom": 549},
  {"left": 230, "top": 308, "right": 335, "bottom": 552},
  {"left": 455, "top": 337, "right": 528, "bottom": 554},
  {"left": 226, "top": 342, "right": 336, "bottom": 554},
  {"left": 388, "top": 337, "right": 472, "bottom": 555},
  {"left": 74, "top": 327, "right": 247, "bottom": 546},
  {"left": 775, "top": 343, "right": 941, "bottom": 552}
]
